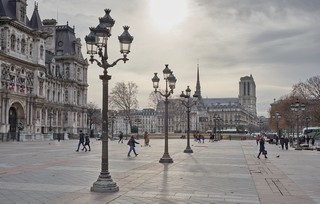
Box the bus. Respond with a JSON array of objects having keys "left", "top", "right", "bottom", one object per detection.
[{"left": 302, "top": 127, "right": 320, "bottom": 140}]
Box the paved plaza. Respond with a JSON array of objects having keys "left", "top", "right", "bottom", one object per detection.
[{"left": 0, "top": 137, "right": 319, "bottom": 204}]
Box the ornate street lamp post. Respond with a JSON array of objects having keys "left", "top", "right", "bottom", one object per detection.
[
  {"left": 48, "top": 110, "right": 54, "bottom": 140},
  {"left": 124, "top": 117, "right": 129, "bottom": 140},
  {"left": 258, "top": 117, "right": 263, "bottom": 133},
  {"left": 180, "top": 86, "right": 198, "bottom": 153},
  {"left": 48, "top": 111, "right": 53, "bottom": 132},
  {"left": 152, "top": 64, "right": 177, "bottom": 163},
  {"left": 85, "top": 8, "right": 133, "bottom": 192},
  {"left": 305, "top": 116, "right": 311, "bottom": 131},
  {"left": 218, "top": 116, "right": 223, "bottom": 140},
  {"left": 290, "top": 99, "right": 305, "bottom": 146},
  {"left": 272, "top": 111, "right": 281, "bottom": 137},
  {"left": 213, "top": 115, "right": 221, "bottom": 140},
  {"left": 111, "top": 114, "right": 116, "bottom": 140}
]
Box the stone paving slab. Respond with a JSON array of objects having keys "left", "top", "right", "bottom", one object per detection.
[{"left": 0, "top": 139, "right": 319, "bottom": 203}]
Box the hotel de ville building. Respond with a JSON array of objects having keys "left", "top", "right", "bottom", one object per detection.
[{"left": 0, "top": 0, "right": 88, "bottom": 141}]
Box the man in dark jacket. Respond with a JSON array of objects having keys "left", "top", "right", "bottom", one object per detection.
[
  {"left": 76, "top": 130, "right": 87, "bottom": 152},
  {"left": 127, "top": 135, "right": 139, "bottom": 157}
]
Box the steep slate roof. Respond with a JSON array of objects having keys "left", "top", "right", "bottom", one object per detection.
[
  {"left": 0, "top": 0, "right": 42, "bottom": 31},
  {"left": 29, "top": 3, "right": 43, "bottom": 30},
  {"left": 202, "top": 98, "right": 239, "bottom": 107},
  {"left": 55, "top": 24, "right": 77, "bottom": 56},
  {"left": 0, "top": 0, "right": 16, "bottom": 18}
]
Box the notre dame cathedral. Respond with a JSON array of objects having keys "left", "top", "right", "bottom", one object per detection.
[{"left": 0, "top": 1, "right": 88, "bottom": 141}]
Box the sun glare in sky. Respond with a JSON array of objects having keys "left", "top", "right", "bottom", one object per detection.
[{"left": 149, "top": 0, "right": 188, "bottom": 29}]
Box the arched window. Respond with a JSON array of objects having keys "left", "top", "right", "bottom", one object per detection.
[
  {"left": 40, "top": 45, "right": 44, "bottom": 59},
  {"left": 21, "top": 39, "right": 26, "bottom": 54},
  {"left": 47, "top": 89, "right": 50, "bottom": 101},
  {"left": 77, "top": 91, "right": 80, "bottom": 105},
  {"left": 65, "top": 90, "right": 68, "bottom": 102},
  {"left": 57, "top": 92, "right": 60, "bottom": 102},
  {"left": 1, "top": 29, "right": 6, "bottom": 51},
  {"left": 66, "top": 67, "right": 70, "bottom": 79},
  {"left": 29, "top": 43, "right": 33, "bottom": 56},
  {"left": 10, "top": 34, "right": 16, "bottom": 50},
  {"left": 16, "top": 39, "right": 20, "bottom": 52},
  {"left": 77, "top": 68, "right": 81, "bottom": 80}
]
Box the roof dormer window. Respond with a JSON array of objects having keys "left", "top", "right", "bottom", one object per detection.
[{"left": 20, "top": 6, "right": 26, "bottom": 22}]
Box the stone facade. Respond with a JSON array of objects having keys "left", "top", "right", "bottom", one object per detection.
[{"left": 0, "top": 1, "right": 88, "bottom": 141}]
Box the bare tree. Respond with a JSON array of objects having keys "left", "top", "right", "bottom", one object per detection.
[
  {"left": 291, "top": 82, "right": 309, "bottom": 99},
  {"left": 87, "top": 102, "right": 102, "bottom": 136},
  {"left": 109, "top": 81, "right": 139, "bottom": 130},
  {"left": 290, "top": 75, "right": 320, "bottom": 125},
  {"left": 292, "top": 75, "right": 320, "bottom": 99},
  {"left": 305, "top": 76, "right": 320, "bottom": 99},
  {"left": 148, "top": 90, "right": 163, "bottom": 109}
]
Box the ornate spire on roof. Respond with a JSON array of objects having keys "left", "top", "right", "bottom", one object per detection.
[
  {"left": 29, "top": 2, "right": 43, "bottom": 30},
  {"left": 34, "top": 2, "right": 38, "bottom": 11},
  {"left": 195, "top": 63, "right": 202, "bottom": 100}
]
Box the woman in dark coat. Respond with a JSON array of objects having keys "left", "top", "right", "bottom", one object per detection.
[{"left": 257, "top": 136, "right": 267, "bottom": 159}]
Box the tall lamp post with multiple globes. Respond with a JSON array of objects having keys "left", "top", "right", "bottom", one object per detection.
[
  {"left": 85, "top": 8, "right": 133, "bottom": 192},
  {"left": 213, "top": 115, "right": 221, "bottom": 140},
  {"left": 272, "top": 111, "right": 281, "bottom": 137},
  {"left": 180, "top": 86, "right": 198, "bottom": 153},
  {"left": 152, "top": 64, "right": 177, "bottom": 163},
  {"left": 290, "top": 99, "right": 305, "bottom": 147},
  {"left": 258, "top": 117, "right": 263, "bottom": 133}
]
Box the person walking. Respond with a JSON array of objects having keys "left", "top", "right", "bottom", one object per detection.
[
  {"left": 257, "top": 136, "right": 267, "bottom": 159},
  {"left": 306, "top": 135, "right": 310, "bottom": 145},
  {"left": 76, "top": 130, "right": 86, "bottom": 152},
  {"left": 284, "top": 136, "right": 289, "bottom": 150},
  {"left": 209, "top": 133, "right": 214, "bottom": 142},
  {"left": 82, "top": 134, "right": 91, "bottom": 152},
  {"left": 199, "top": 134, "right": 205, "bottom": 143},
  {"left": 311, "top": 136, "right": 315, "bottom": 146},
  {"left": 256, "top": 135, "right": 260, "bottom": 145},
  {"left": 275, "top": 134, "right": 279, "bottom": 145},
  {"left": 280, "top": 136, "right": 285, "bottom": 150},
  {"left": 127, "top": 135, "right": 139, "bottom": 157},
  {"left": 118, "top": 131, "right": 124, "bottom": 143},
  {"left": 143, "top": 131, "right": 150, "bottom": 146}
]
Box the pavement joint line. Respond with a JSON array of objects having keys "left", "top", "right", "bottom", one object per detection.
[
  {"left": 241, "top": 140, "right": 317, "bottom": 204},
  {"left": 0, "top": 157, "right": 82, "bottom": 176},
  {"left": 1, "top": 139, "right": 319, "bottom": 203}
]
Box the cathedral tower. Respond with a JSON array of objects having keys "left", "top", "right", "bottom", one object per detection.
[{"left": 239, "top": 74, "right": 257, "bottom": 116}]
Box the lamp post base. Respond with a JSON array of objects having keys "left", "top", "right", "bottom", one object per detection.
[
  {"left": 91, "top": 175, "right": 119, "bottom": 193},
  {"left": 159, "top": 153, "right": 173, "bottom": 163},
  {"left": 184, "top": 148, "right": 193, "bottom": 153}
]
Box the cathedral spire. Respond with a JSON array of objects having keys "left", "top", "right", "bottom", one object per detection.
[{"left": 195, "top": 63, "right": 202, "bottom": 99}]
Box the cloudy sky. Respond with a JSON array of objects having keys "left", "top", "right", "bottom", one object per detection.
[{"left": 28, "top": 0, "right": 320, "bottom": 116}]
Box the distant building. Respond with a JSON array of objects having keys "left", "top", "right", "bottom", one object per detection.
[
  {"left": 0, "top": 1, "right": 88, "bottom": 141},
  {"left": 155, "top": 64, "right": 259, "bottom": 133},
  {"left": 200, "top": 73, "right": 258, "bottom": 133}
]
